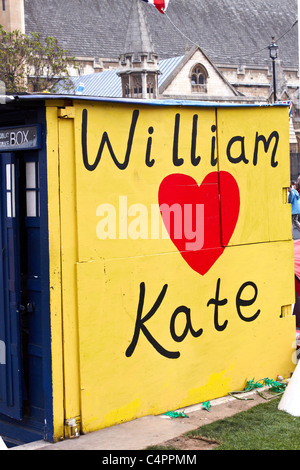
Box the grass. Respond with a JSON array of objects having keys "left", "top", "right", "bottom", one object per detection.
[
  {"left": 186, "top": 397, "right": 300, "bottom": 450},
  {"left": 148, "top": 397, "right": 300, "bottom": 450}
]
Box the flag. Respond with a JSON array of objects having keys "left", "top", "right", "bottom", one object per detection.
[{"left": 142, "top": 0, "right": 169, "bottom": 14}]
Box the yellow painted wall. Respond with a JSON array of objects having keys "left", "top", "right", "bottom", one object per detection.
[{"left": 47, "top": 100, "right": 296, "bottom": 437}]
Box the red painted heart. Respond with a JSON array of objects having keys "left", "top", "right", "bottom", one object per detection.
[{"left": 158, "top": 171, "right": 240, "bottom": 275}]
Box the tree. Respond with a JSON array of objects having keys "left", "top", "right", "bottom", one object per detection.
[
  {"left": 26, "top": 32, "right": 75, "bottom": 92},
  {"left": 0, "top": 26, "right": 28, "bottom": 93},
  {"left": 0, "top": 25, "right": 75, "bottom": 93}
]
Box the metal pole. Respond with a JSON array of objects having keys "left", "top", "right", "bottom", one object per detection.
[{"left": 272, "top": 58, "right": 277, "bottom": 103}]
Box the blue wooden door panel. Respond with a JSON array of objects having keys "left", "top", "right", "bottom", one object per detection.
[
  {"left": 0, "top": 153, "right": 23, "bottom": 420},
  {"left": 23, "top": 156, "right": 43, "bottom": 420}
]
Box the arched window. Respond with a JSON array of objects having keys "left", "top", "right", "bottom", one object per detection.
[{"left": 190, "top": 64, "right": 208, "bottom": 93}]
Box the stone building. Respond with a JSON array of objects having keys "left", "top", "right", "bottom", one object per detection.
[{"left": 118, "top": 0, "right": 160, "bottom": 99}]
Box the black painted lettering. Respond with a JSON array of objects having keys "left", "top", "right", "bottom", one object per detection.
[
  {"left": 236, "top": 281, "right": 261, "bottom": 322},
  {"left": 207, "top": 278, "right": 228, "bottom": 331},
  {"left": 210, "top": 125, "right": 218, "bottom": 166},
  {"left": 173, "top": 113, "right": 184, "bottom": 166},
  {"left": 82, "top": 108, "right": 139, "bottom": 171},
  {"left": 253, "top": 131, "right": 279, "bottom": 167},
  {"left": 126, "top": 282, "right": 180, "bottom": 359},
  {"left": 170, "top": 306, "right": 203, "bottom": 342},
  {"left": 145, "top": 126, "right": 155, "bottom": 167},
  {"left": 227, "top": 135, "right": 249, "bottom": 164},
  {"left": 191, "top": 115, "right": 201, "bottom": 166}
]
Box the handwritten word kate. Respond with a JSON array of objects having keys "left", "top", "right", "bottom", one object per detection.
[
  {"left": 126, "top": 279, "right": 261, "bottom": 359},
  {"left": 82, "top": 109, "right": 279, "bottom": 170}
]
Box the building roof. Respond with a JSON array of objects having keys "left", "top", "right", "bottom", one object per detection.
[
  {"left": 124, "top": 0, "right": 155, "bottom": 55},
  {"left": 24, "top": 0, "right": 298, "bottom": 69},
  {"left": 55, "top": 55, "right": 185, "bottom": 97}
]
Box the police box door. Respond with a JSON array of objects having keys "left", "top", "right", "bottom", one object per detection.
[
  {"left": 0, "top": 153, "right": 23, "bottom": 420},
  {"left": 0, "top": 122, "right": 44, "bottom": 432}
]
